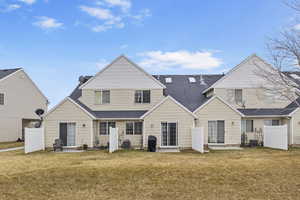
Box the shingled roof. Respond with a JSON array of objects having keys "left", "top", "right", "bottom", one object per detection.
[
  {"left": 0, "top": 68, "right": 21, "bottom": 80},
  {"left": 68, "top": 74, "right": 223, "bottom": 118}
]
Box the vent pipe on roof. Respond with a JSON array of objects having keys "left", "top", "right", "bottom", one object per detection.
[{"left": 200, "top": 75, "right": 207, "bottom": 85}]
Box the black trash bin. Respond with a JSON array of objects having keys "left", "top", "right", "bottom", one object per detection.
[{"left": 148, "top": 135, "right": 157, "bottom": 152}]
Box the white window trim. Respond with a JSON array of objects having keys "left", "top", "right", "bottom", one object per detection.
[
  {"left": 95, "top": 90, "right": 110, "bottom": 105},
  {"left": 57, "top": 121, "right": 78, "bottom": 148},
  {"left": 125, "top": 121, "right": 143, "bottom": 135},
  {"left": 207, "top": 120, "right": 225, "bottom": 145},
  {"left": 160, "top": 121, "right": 178, "bottom": 147}
]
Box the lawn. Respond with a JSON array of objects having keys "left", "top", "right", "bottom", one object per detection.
[
  {"left": 0, "top": 141, "right": 23, "bottom": 150},
  {"left": 0, "top": 148, "right": 300, "bottom": 200}
]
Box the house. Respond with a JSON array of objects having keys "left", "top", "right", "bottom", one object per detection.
[
  {"left": 0, "top": 68, "right": 48, "bottom": 142},
  {"left": 44, "top": 54, "right": 300, "bottom": 149}
]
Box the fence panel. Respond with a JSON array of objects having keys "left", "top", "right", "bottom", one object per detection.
[
  {"left": 192, "top": 127, "right": 204, "bottom": 153},
  {"left": 109, "top": 127, "right": 119, "bottom": 153},
  {"left": 25, "top": 127, "right": 45, "bottom": 154},
  {"left": 264, "top": 125, "right": 288, "bottom": 150}
]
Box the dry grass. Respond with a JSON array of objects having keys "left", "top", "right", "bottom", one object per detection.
[
  {"left": 0, "top": 148, "right": 300, "bottom": 200},
  {"left": 0, "top": 142, "right": 23, "bottom": 150}
]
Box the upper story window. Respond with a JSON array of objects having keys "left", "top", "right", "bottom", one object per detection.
[
  {"left": 0, "top": 93, "right": 4, "bottom": 105},
  {"left": 95, "top": 90, "right": 110, "bottom": 105},
  {"left": 234, "top": 89, "right": 243, "bottom": 104},
  {"left": 135, "top": 90, "right": 151, "bottom": 103}
]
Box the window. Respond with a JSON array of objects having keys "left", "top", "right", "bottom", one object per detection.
[
  {"left": 0, "top": 93, "right": 3, "bottom": 105},
  {"left": 241, "top": 120, "right": 254, "bottom": 132},
  {"left": 95, "top": 90, "right": 110, "bottom": 104},
  {"left": 95, "top": 91, "right": 102, "bottom": 104},
  {"left": 126, "top": 122, "right": 143, "bottom": 135},
  {"left": 188, "top": 77, "right": 196, "bottom": 83},
  {"left": 234, "top": 89, "right": 243, "bottom": 104},
  {"left": 264, "top": 120, "right": 280, "bottom": 126},
  {"left": 135, "top": 90, "right": 151, "bottom": 103},
  {"left": 161, "top": 122, "right": 178, "bottom": 146},
  {"left": 165, "top": 77, "right": 172, "bottom": 83},
  {"left": 102, "top": 90, "right": 110, "bottom": 104},
  {"left": 99, "top": 121, "right": 115, "bottom": 135}
]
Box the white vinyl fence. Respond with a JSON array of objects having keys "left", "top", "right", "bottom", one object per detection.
[
  {"left": 192, "top": 127, "right": 204, "bottom": 153},
  {"left": 25, "top": 127, "right": 45, "bottom": 154},
  {"left": 264, "top": 125, "right": 288, "bottom": 150},
  {"left": 109, "top": 127, "right": 119, "bottom": 153}
]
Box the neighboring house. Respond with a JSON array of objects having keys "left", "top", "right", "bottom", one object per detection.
[
  {"left": 0, "top": 68, "right": 48, "bottom": 142},
  {"left": 44, "top": 54, "right": 300, "bottom": 149}
]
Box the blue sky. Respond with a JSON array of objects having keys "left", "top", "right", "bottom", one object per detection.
[{"left": 0, "top": 0, "right": 296, "bottom": 107}]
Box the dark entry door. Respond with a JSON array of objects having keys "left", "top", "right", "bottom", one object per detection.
[{"left": 59, "top": 123, "right": 68, "bottom": 146}]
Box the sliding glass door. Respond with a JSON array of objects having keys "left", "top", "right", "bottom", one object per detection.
[
  {"left": 161, "top": 122, "right": 178, "bottom": 146},
  {"left": 208, "top": 120, "right": 225, "bottom": 144}
]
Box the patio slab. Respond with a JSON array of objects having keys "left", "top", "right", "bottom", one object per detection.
[{"left": 209, "top": 146, "right": 243, "bottom": 150}]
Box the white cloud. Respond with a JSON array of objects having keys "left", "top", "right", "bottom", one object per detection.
[
  {"left": 96, "top": 59, "right": 109, "bottom": 69},
  {"left": 138, "top": 50, "right": 222, "bottom": 70},
  {"left": 33, "top": 16, "right": 63, "bottom": 29},
  {"left": 294, "top": 24, "right": 300, "bottom": 31},
  {"left": 103, "top": 0, "right": 131, "bottom": 13},
  {"left": 80, "top": 6, "right": 115, "bottom": 20},
  {"left": 131, "top": 9, "right": 151, "bottom": 21},
  {"left": 19, "top": 0, "right": 36, "bottom": 5},
  {"left": 92, "top": 25, "right": 111, "bottom": 32},
  {"left": 4, "top": 4, "right": 21, "bottom": 12}
]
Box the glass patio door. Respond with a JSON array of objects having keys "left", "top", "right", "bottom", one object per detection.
[
  {"left": 161, "top": 122, "right": 178, "bottom": 146},
  {"left": 208, "top": 120, "right": 225, "bottom": 144}
]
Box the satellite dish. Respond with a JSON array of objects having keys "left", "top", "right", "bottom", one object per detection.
[{"left": 35, "top": 109, "right": 45, "bottom": 117}]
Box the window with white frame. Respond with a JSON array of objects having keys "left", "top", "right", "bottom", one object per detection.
[
  {"left": 0, "top": 93, "right": 3, "bottom": 105},
  {"left": 241, "top": 119, "right": 254, "bottom": 132},
  {"left": 135, "top": 90, "right": 150, "bottom": 103},
  {"left": 161, "top": 122, "right": 178, "bottom": 146},
  {"left": 264, "top": 119, "right": 280, "bottom": 126},
  {"left": 99, "top": 121, "right": 115, "bottom": 135},
  {"left": 126, "top": 122, "right": 143, "bottom": 135},
  {"left": 95, "top": 90, "right": 110, "bottom": 104},
  {"left": 234, "top": 89, "right": 243, "bottom": 104}
]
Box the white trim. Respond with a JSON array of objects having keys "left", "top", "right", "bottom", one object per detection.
[
  {"left": 44, "top": 97, "right": 95, "bottom": 119},
  {"left": 90, "top": 121, "right": 94, "bottom": 147},
  {"left": 79, "top": 55, "right": 166, "bottom": 89},
  {"left": 140, "top": 96, "right": 198, "bottom": 119},
  {"left": 202, "top": 54, "right": 299, "bottom": 95},
  {"left": 193, "top": 95, "right": 245, "bottom": 117},
  {"left": 288, "top": 107, "right": 300, "bottom": 117},
  {"left": 58, "top": 121, "right": 77, "bottom": 147},
  {"left": 0, "top": 68, "right": 22, "bottom": 83},
  {"left": 202, "top": 54, "right": 257, "bottom": 94},
  {"left": 291, "top": 117, "right": 294, "bottom": 145},
  {"left": 160, "top": 121, "right": 178, "bottom": 147},
  {"left": 243, "top": 115, "right": 290, "bottom": 118}
]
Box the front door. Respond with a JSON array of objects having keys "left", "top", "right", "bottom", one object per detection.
[
  {"left": 59, "top": 123, "right": 76, "bottom": 146},
  {"left": 208, "top": 120, "right": 225, "bottom": 144}
]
